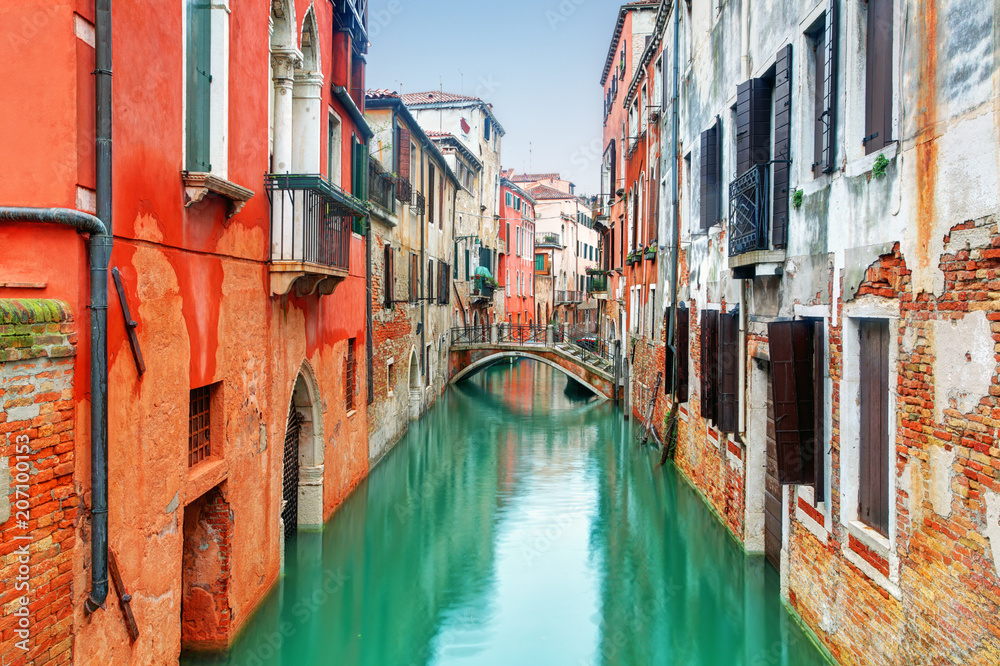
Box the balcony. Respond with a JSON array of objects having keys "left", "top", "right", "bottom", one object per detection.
[
  {"left": 368, "top": 158, "right": 396, "bottom": 223},
  {"left": 411, "top": 191, "right": 426, "bottom": 216},
  {"left": 535, "top": 233, "right": 562, "bottom": 248},
  {"left": 555, "top": 290, "right": 583, "bottom": 304},
  {"left": 396, "top": 176, "right": 413, "bottom": 205},
  {"left": 587, "top": 277, "right": 608, "bottom": 299},
  {"left": 266, "top": 173, "right": 367, "bottom": 297},
  {"left": 470, "top": 276, "right": 495, "bottom": 303},
  {"left": 728, "top": 164, "right": 784, "bottom": 277}
]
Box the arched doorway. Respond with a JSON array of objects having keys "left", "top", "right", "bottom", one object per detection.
[
  {"left": 408, "top": 347, "right": 422, "bottom": 421},
  {"left": 281, "top": 363, "right": 324, "bottom": 550}
]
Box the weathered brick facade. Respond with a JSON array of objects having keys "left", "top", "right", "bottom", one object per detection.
[{"left": 0, "top": 300, "right": 78, "bottom": 666}]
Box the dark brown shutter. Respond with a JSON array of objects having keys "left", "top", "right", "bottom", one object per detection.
[
  {"left": 813, "top": 320, "right": 826, "bottom": 506},
  {"left": 767, "top": 321, "right": 817, "bottom": 485},
  {"left": 439, "top": 170, "right": 445, "bottom": 228},
  {"left": 677, "top": 307, "right": 689, "bottom": 402},
  {"left": 398, "top": 128, "right": 411, "bottom": 182},
  {"left": 717, "top": 310, "right": 739, "bottom": 433},
  {"left": 384, "top": 244, "right": 393, "bottom": 308},
  {"left": 700, "top": 123, "right": 719, "bottom": 230},
  {"left": 859, "top": 319, "right": 889, "bottom": 535},
  {"left": 428, "top": 164, "right": 436, "bottom": 223},
  {"left": 736, "top": 79, "right": 773, "bottom": 176},
  {"left": 772, "top": 44, "right": 792, "bottom": 249},
  {"left": 864, "top": 0, "right": 893, "bottom": 154},
  {"left": 428, "top": 259, "right": 434, "bottom": 302},
  {"left": 700, "top": 310, "right": 719, "bottom": 423},
  {"left": 812, "top": 28, "right": 826, "bottom": 179},
  {"left": 821, "top": 0, "right": 838, "bottom": 172}
]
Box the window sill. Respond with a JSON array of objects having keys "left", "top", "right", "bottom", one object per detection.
[
  {"left": 182, "top": 171, "right": 254, "bottom": 218},
  {"left": 843, "top": 519, "right": 901, "bottom": 599},
  {"left": 346, "top": 409, "right": 358, "bottom": 418},
  {"left": 185, "top": 458, "right": 229, "bottom": 504},
  {"left": 844, "top": 141, "right": 898, "bottom": 179},
  {"left": 795, "top": 492, "right": 828, "bottom": 543}
]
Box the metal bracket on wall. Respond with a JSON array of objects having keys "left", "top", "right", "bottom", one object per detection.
[
  {"left": 112, "top": 267, "right": 145, "bottom": 376},
  {"left": 108, "top": 549, "right": 139, "bottom": 643}
]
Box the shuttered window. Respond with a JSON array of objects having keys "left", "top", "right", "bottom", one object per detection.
[
  {"left": 427, "top": 260, "right": 434, "bottom": 304},
  {"left": 811, "top": 25, "right": 827, "bottom": 178},
  {"left": 864, "top": 0, "right": 893, "bottom": 154},
  {"left": 345, "top": 339, "right": 356, "bottom": 412},
  {"left": 736, "top": 79, "right": 772, "bottom": 177},
  {"left": 427, "top": 164, "right": 436, "bottom": 225},
  {"left": 464, "top": 249, "right": 470, "bottom": 280},
  {"left": 772, "top": 45, "right": 792, "bottom": 249},
  {"left": 396, "top": 127, "right": 412, "bottom": 199},
  {"left": 820, "top": 0, "right": 838, "bottom": 173},
  {"left": 352, "top": 136, "right": 368, "bottom": 234},
  {"left": 437, "top": 262, "right": 450, "bottom": 304},
  {"left": 717, "top": 310, "right": 739, "bottom": 433},
  {"left": 813, "top": 320, "right": 826, "bottom": 506},
  {"left": 699, "top": 123, "right": 720, "bottom": 230},
  {"left": 664, "top": 307, "right": 690, "bottom": 402},
  {"left": 439, "top": 171, "right": 445, "bottom": 229},
  {"left": 185, "top": 0, "right": 212, "bottom": 172},
  {"left": 383, "top": 244, "right": 394, "bottom": 308},
  {"left": 409, "top": 253, "right": 418, "bottom": 303},
  {"left": 700, "top": 310, "right": 719, "bottom": 424},
  {"left": 767, "top": 321, "right": 817, "bottom": 485},
  {"left": 859, "top": 319, "right": 890, "bottom": 535}
]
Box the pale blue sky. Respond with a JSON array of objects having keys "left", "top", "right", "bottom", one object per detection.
[{"left": 366, "top": 0, "right": 624, "bottom": 194}]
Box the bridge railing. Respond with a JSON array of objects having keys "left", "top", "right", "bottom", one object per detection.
[
  {"left": 499, "top": 324, "right": 546, "bottom": 345},
  {"left": 451, "top": 325, "right": 489, "bottom": 345},
  {"left": 572, "top": 335, "right": 613, "bottom": 364}
]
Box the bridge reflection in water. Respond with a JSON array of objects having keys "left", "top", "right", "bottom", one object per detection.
[{"left": 182, "top": 360, "right": 830, "bottom": 666}]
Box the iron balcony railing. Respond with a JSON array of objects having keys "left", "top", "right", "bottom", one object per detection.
[
  {"left": 266, "top": 174, "right": 367, "bottom": 272},
  {"left": 368, "top": 158, "right": 396, "bottom": 213},
  {"left": 535, "top": 233, "right": 561, "bottom": 248},
  {"left": 587, "top": 277, "right": 608, "bottom": 294},
  {"left": 451, "top": 325, "right": 489, "bottom": 345},
  {"left": 411, "top": 190, "right": 426, "bottom": 216},
  {"left": 728, "top": 164, "right": 769, "bottom": 257},
  {"left": 555, "top": 290, "right": 583, "bottom": 304},
  {"left": 471, "top": 277, "right": 495, "bottom": 300},
  {"left": 500, "top": 325, "right": 546, "bottom": 345},
  {"left": 396, "top": 175, "right": 413, "bottom": 204}
]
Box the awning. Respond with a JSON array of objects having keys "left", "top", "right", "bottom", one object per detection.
[{"left": 474, "top": 266, "right": 493, "bottom": 279}]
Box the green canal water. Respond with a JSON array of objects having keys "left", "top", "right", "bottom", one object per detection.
[{"left": 183, "top": 360, "right": 831, "bottom": 666}]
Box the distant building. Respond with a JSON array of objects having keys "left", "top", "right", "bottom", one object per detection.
[{"left": 499, "top": 178, "right": 536, "bottom": 327}]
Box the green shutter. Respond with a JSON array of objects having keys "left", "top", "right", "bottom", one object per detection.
[
  {"left": 352, "top": 137, "right": 369, "bottom": 235},
  {"left": 185, "top": 0, "right": 212, "bottom": 172}
]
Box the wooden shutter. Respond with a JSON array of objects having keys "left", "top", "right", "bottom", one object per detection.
[
  {"left": 859, "top": 319, "right": 889, "bottom": 535},
  {"left": 383, "top": 244, "right": 393, "bottom": 308},
  {"left": 666, "top": 307, "right": 690, "bottom": 402},
  {"left": 439, "top": 171, "right": 445, "bottom": 228},
  {"left": 700, "top": 310, "right": 719, "bottom": 423},
  {"left": 428, "top": 164, "right": 436, "bottom": 223},
  {"left": 821, "top": 0, "right": 838, "bottom": 172},
  {"left": 767, "top": 321, "right": 817, "bottom": 485},
  {"left": 700, "top": 123, "right": 719, "bottom": 230},
  {"left": 398, "top": 128, "right": 412, "bottom": 184},
  {"left": 185, "top": 0, "right": 212, "bottom": 172},
  {"left": 772, "top": 45, "right": 792, "bottom": 249},
  {"left": 464, "top": 249, "right": 470, "bottom": 280},
  {"left": 864, "top": 0, "right": 893, "bottom": 154},
  {"left": 717, "top": 310, "right": 739, "bottom": 433},
  {"left": 736, "top": 79, "right": 772, "bottom": 176},
  {"left": 427, "top": 260, "right": 434, "bottom": 302},
  {"left": 813, "top": 320, "right": 826, "bottom": 506}
]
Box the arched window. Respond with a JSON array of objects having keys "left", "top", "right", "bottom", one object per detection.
[{"left": 505, "top": 269, "right": 510, "bottom": 297}]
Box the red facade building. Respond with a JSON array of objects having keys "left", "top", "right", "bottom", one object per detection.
[
  {"left": 499, "top": 179, "right": 536, "bottom": 327},
  {"left": 1, "top": 1, "right": 374, "bottom": 662}
]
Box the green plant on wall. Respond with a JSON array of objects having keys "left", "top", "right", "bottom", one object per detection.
[
  {"left": 792, "top": 189, "right": 803, "bottom": 209},
  {"left": 872, "top": 153, "right": 889, "bottom": 178}
]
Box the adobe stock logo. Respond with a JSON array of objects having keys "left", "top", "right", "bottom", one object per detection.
[
  {"left": 545, "top": 0, "right": 589, "bottom": 31},
  {"left": 368, "top": 0, "right": 404, "bottom": 40}
]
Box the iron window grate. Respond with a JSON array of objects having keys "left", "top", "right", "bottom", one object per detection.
[{"left": 188, "top": 386, "right": 211, "bottom": 467}]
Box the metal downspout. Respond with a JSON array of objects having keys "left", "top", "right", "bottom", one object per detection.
[
  {"left": 86, "top": 0, "right": 113, "bottom": 614},
  {"left": 667, "top": 0, "right": 681, "bottom": 403}
]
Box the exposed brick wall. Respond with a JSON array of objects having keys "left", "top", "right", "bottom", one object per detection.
[
  {"left": 0, "top": 300, "right": 77, "bottom": 666},
  {"left": 181, "top": 485, "right": 233, "bottom": 652},
  {"left": 787, "top": 239, "right": 1000, "bottom": 665}
]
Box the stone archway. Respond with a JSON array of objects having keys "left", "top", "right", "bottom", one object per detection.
[
  {"left": 281, "top": 362, "right": 324, "bottom": 548},
  {"left": 408, "top": 347, "right": 421, "bottom": 420}
]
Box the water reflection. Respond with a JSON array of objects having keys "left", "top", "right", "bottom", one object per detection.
[{"left": 183, "top": 360, "right": 828, "bottom": 666}]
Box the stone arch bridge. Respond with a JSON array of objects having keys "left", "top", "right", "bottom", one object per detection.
[{"left": 448, "top": 325, "right": 621, "bottom": 400}]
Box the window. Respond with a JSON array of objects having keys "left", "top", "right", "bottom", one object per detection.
[
  {"left": 328, "top": 111, "right": 342, "bottom": 185},
  {"left": 351, "top": 135, "right": 368, "bottom": 234},
  {"left": 665, "top": 307, "right": 690, "bottom": 402},
  {"left": 185, "top": 0, "right": 213, "bottom": 172},
  {"left": 772, "top": 45, "right": 792, "bottom": 248},
  {"left": 188, "top": 385, "right": 213, "bottom": 467},
  {"left": 484, "top": 117, "right": 491, "bottom": 141},
  {"left": 717, "top": 310, "right": 739, "bottom": 433},
  {"left": 700, "top": 310, "right": 719, "bottom": 424},
  {"left": 506, "top": 191, "right": 513, "bottom": 207},
  {"left": 858, "top": 319, "right": 889, "bottom": 534},
  {"left": 428, "top": 163, "right": 436, "bottom": 225},
  {"left": 516, "top": 227, "right": 521, "bottom": 256},
  {"left": 506, "top": 222, "right": 510, "bottom": 253},
  {"left": 426, "top": 344, "right": 432, "bottom": 387},
  {"left": 409, "top": 252, "right": 418, "bottom": 302},
  {"left": 345, "top": 339, "right": 356, "bottom": 412},
  {"left": 505, "top": 270, "right": 510, "bottom": 297},
  {"left": 535, "top": 254, "right": 544, "bottom": 271},
  {"left": 387, "top": 360, "right": 395, "bottom": 396},
  {"left": 437, "top": 262, "right": 450, "bottom": 304},
  {"left": 864, "top": 0, "right": 893, "bottom": 154},
  {"left": 383, "top": 244, "right": 394, "bottom": 308},
  {"left": 700, "top": 123, "right": 720, "bottom": 229},
  {"left": 427, "top": 259, "right": 434, "bottom": 304}
]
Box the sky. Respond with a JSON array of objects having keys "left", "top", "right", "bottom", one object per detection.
[{"left": 365, "top": 0, "right": 625, "bottom": 195}]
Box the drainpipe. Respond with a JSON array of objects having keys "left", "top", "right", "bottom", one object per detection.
[
  {"left": 87, "top": 0, "right": 113, "bottom": 614},
  {"left": 667, "top": 0, "right": 681, "bottom": 403}
]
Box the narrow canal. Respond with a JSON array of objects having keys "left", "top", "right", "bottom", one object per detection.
[{"left": 184, "top": 360, "right": 831, "bottom": 666}]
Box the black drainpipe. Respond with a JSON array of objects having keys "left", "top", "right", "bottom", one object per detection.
[{"left": 87, "top": 0, "right": 113, "bottom": 614}]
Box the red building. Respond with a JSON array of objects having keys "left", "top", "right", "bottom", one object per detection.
[
  {"left": 1, "top": 1, "right": 373, "bottom": 662},
  {"left": 499, "top": 178, "right": 536, "bottom": 327}
]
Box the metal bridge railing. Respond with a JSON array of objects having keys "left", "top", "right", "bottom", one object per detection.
[
  {"left": 499, "top": 325, "right": 546, "bottom": 345},
  {"left": 451, "top": 325, "right": 489, "bottom": 345}
]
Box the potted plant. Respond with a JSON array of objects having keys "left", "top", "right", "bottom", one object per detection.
[{"left": 645, "top": 243, "right": 657, "bottom": 260}]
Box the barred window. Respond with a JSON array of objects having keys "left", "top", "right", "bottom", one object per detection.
[
  {"left": 188, "top": 386, "right": 212, "bottom": 467},
  {"left": 345, "top": 338, "right": 356, "bottom": 412}
]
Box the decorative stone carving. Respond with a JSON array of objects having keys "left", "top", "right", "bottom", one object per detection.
[{"left": 181, "top": 172, "right": 255, "bottom": 218}]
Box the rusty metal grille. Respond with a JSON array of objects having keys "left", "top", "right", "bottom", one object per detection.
[
  {"left": 281, "top": 403, "right": 300, "bottom": 539},
  {"left": 345, "top": 339, "right": 356, "bottom": 411},
  {"left": 188, "top": 387, "right": 211, "bottom": 467},
  {"left": 728, "top": 164, "right": 769, "bottom": 257}
]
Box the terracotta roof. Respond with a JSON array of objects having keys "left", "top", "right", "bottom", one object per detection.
[
  {"left": 512, "top": 172, "right": 561, "bottom": 183},
  {"left": 425, "top": 130, "right": 453, "bottom": 138},
  {"left": 400, "top": 91, "right": 484, "bottom": 106},
  {"left": 365, "top": 89, "right": 400, "bottom": 100},
  {"left": 527, "top": 184, "right": 574, "bottom": 200}
]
